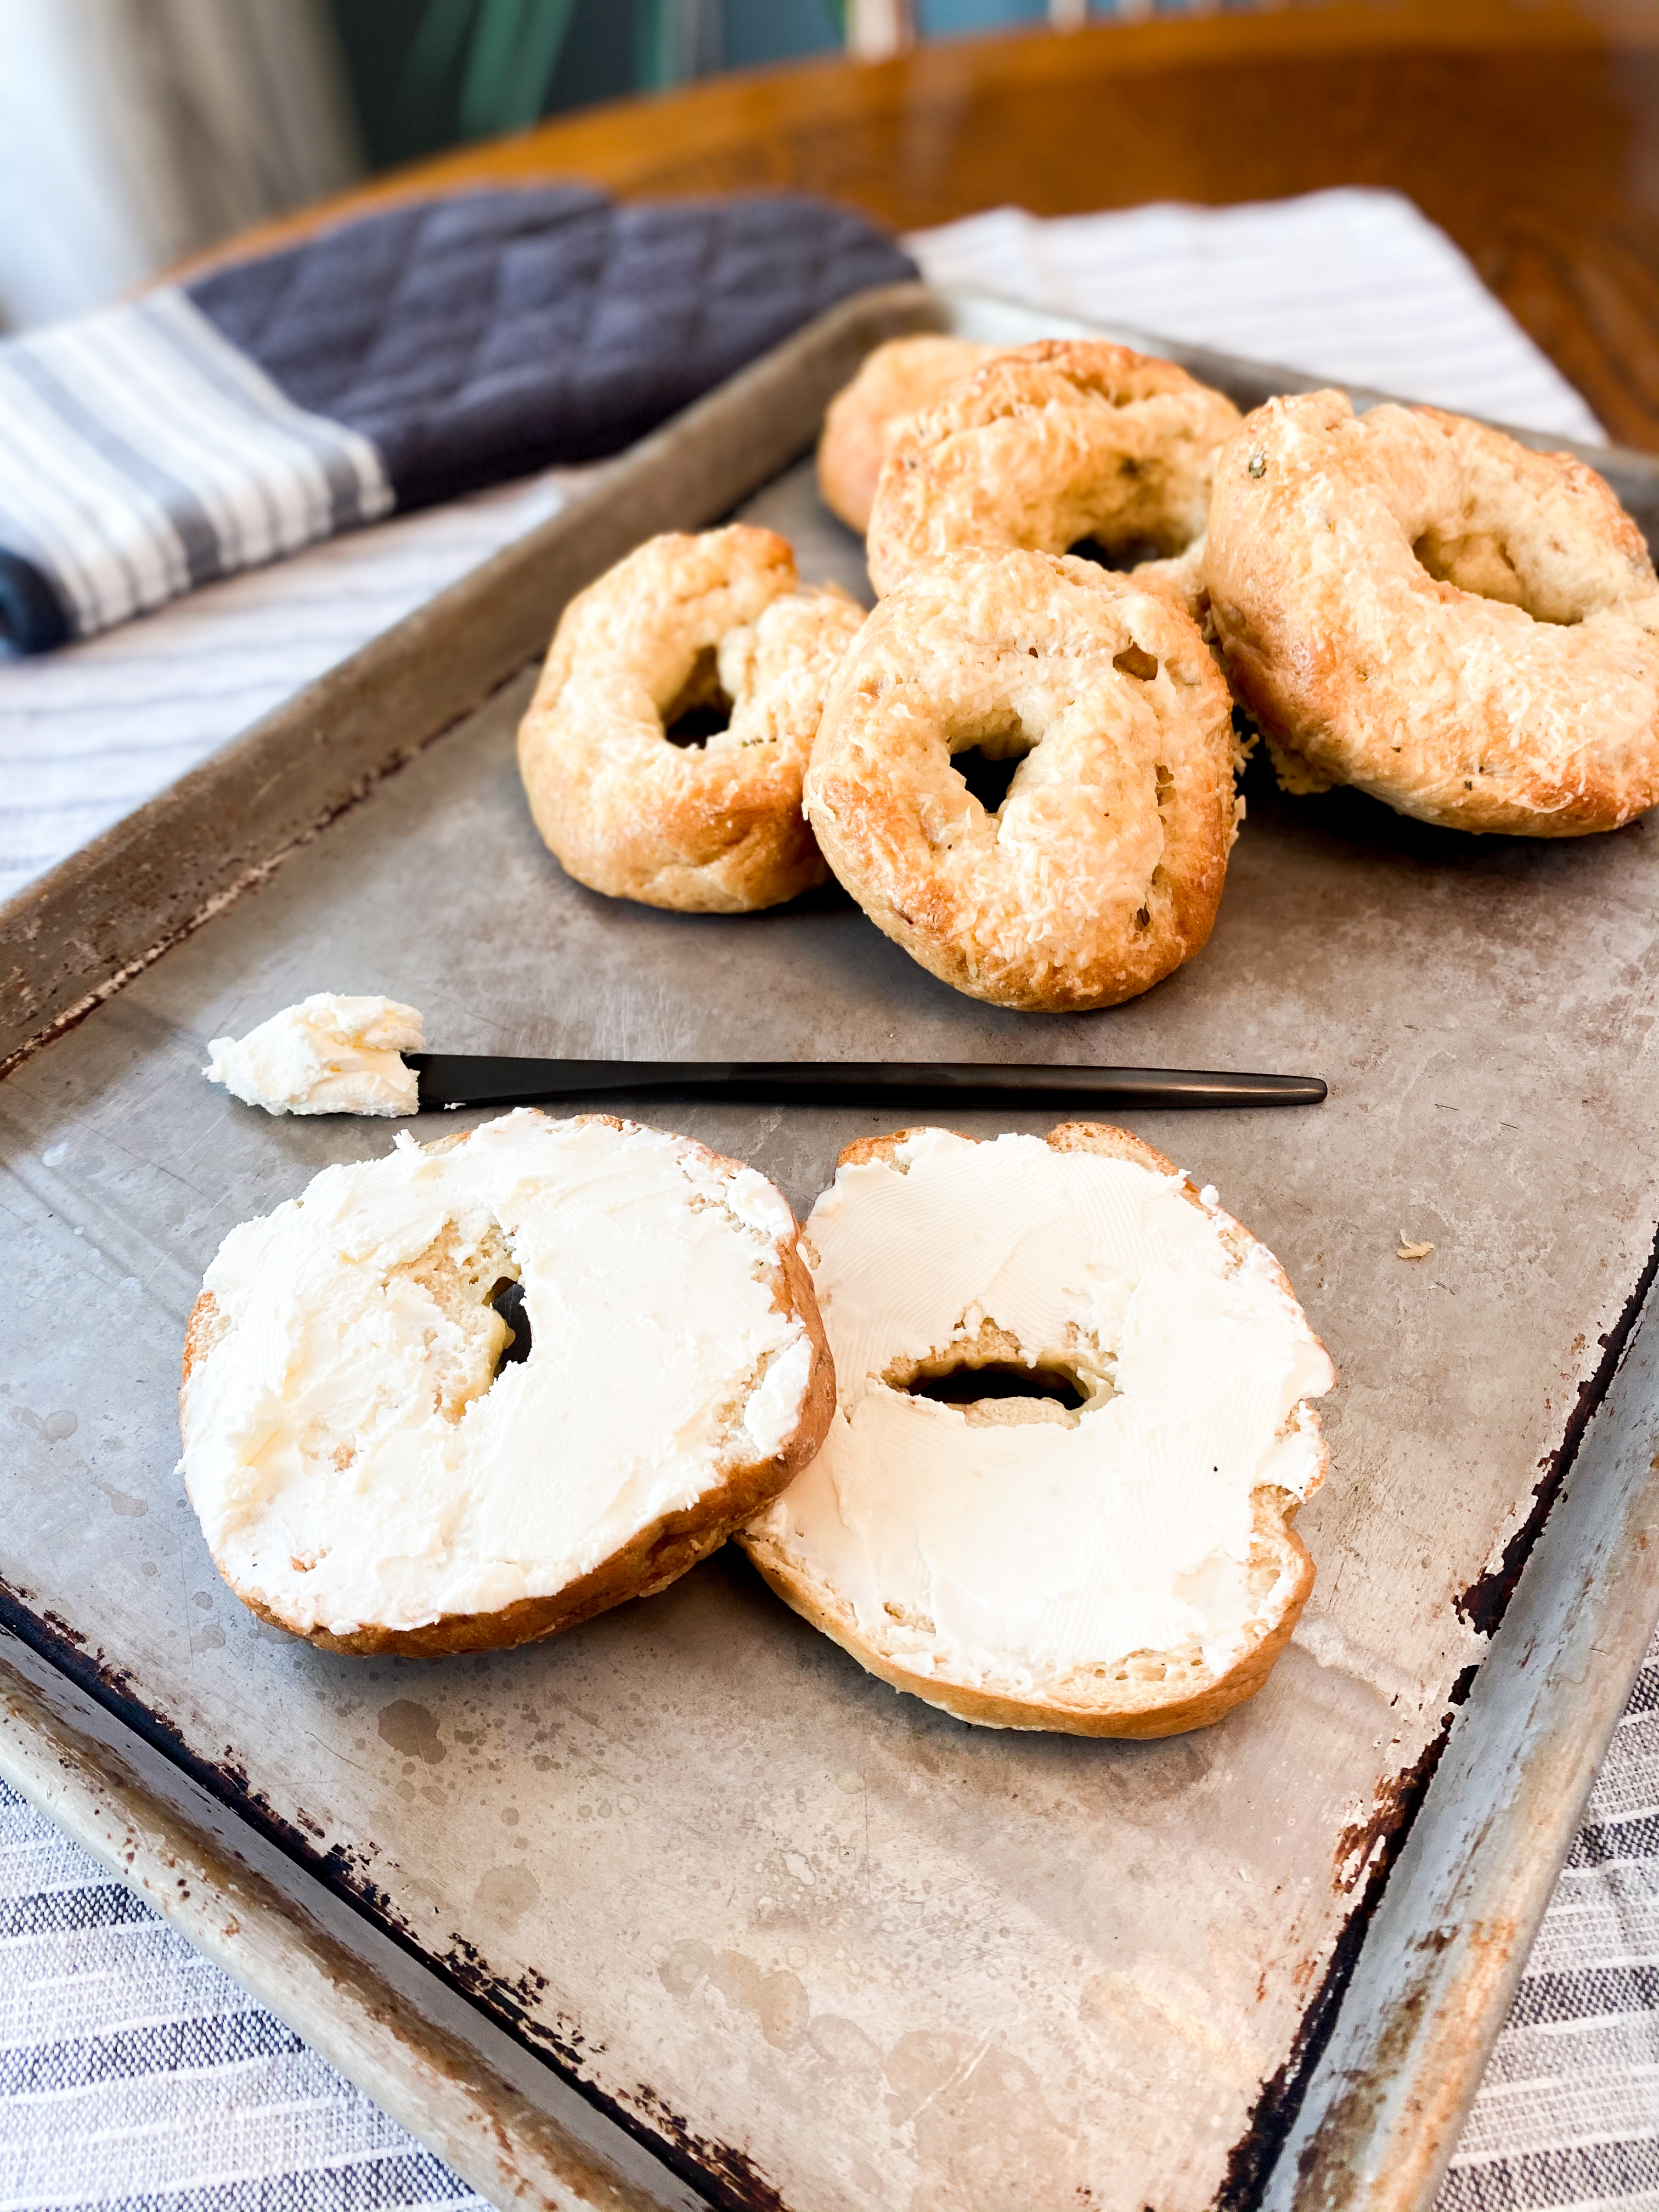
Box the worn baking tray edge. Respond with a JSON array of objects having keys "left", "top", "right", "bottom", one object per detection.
[
  {"left": 1268, "top": 1257, "right": 1659, "bottom": 2208},
  {"left": 0, "top": 1636, "right": 703, "bottom": 2212},
  {"left": 4, "top": 281, "right": 1659, "bottom": 2208}
]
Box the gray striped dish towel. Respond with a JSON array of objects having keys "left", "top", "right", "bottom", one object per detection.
[{"left": 0, "top": 186, "right": 915, "bottom": 653}]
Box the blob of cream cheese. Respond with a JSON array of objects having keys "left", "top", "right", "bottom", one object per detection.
[
  {"left": 180, "top": 1110, "right": 811, "bottom": 1638},
  {"left": 751, "top": 1128, "right": 1334, "bottom": 1689},
  {"left": 204, "top": 993, "right": 423, "bottom": 1116}
]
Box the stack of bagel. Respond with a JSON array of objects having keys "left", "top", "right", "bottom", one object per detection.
[{"left": 517, "top": 330, "right": 1659, "bottom": 1012}]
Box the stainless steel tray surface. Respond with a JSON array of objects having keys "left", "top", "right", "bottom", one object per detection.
[{"left": 3, "top": 287, "right": 1658, "bottom": 2212}]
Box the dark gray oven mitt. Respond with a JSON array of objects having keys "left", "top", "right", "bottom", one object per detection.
[{"left": 0, "top": 186, "right": 917, "bottom": 651}]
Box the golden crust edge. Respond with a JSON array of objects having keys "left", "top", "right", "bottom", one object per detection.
[
  {"left": 1204, "top": 392, "right": 1659, "bottom": 838},
  {"left": 740, "top": 1511, "right": 1314, "bottom": 1739}
]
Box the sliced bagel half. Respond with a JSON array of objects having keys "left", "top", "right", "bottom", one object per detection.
[
  {"left": 740, "top": 1122, "right": 1333, "bottom": 1736},
  {"left": 180, "top": 1109, "right": 834, "bottom": 1656}
]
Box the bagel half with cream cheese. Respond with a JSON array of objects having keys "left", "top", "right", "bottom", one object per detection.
[
  {"left": 740, "top": 1123, "right": 1334, "bottom": 1736},
  {"left": 179, "top": 1110, "right": 834, "bottom": 1656}
]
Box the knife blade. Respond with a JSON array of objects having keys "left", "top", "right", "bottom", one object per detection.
[{"left": 405, "top": 1057, "right": 1327, "bottom": 1111}]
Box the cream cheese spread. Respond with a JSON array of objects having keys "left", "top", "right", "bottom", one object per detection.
[
  {"left": 204, "top": 993, "right": 424, "bottom": 1116},
  {"left": 181, "top": 1111, "right": 811, "bottom": 1638},
  {"left": 752, "top": 1128, "right": 1333, "bottom": 1689}
]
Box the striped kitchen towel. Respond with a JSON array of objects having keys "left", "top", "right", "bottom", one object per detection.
[
  {"left": 0, "top": 1773, "right": 488, "bottom": 2209},
  {"left": 0, "top": 187, "right": 916, "bottom": 653}
]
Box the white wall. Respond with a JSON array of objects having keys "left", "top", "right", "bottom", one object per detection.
[{"left": 0, "top": 0, "right": 363, "bottom": 330}]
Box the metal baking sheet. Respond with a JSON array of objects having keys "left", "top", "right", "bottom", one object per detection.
[{"left": 3, "top": 286, "right": 1658, "bottom": 2212}]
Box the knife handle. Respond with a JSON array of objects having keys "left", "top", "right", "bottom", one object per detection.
[{"left": 406, "top": 1057, "right": 1327, "bottom": 1110}]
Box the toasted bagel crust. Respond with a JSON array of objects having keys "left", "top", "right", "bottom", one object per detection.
[
  {"left": 803, "top": 550, "right": 1240, "bottom": 1011},
  {"left": 816, "top": 335, "right": 1002, "bottom": 533},
  {"left": 866, "top": 340, "right": 1242, "bottom": 599}
]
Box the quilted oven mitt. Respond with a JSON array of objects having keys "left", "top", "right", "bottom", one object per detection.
[{"left": 0, "top": 185, "right": 916, "bottom": 652}]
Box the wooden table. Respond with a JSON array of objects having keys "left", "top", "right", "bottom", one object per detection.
[{"left": 193, "top": 0, "right": 1659, "bottom": 449}]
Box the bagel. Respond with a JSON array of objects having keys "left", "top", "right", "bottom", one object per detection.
[
  {"left": 741, "top": 1122, "right": 1334, "bottom": 1737},
  {"left": 178, "top": 1110, "right": 834, "bottom": 1657},
  {"left": 816, "top": 335, "right": 1002, "bottom": 533},
  {"left": 802, "top": 548, "right": 1240, "bottom": 1012},
  {"left": 517, "top": 526, "right": 864, "bottom": 911},
  {"left": 1204, "top": 391, "right": 1659, "bottom": 834},
  {"left": 865, "top": 340, "right": 1243, "bottom": 605}
]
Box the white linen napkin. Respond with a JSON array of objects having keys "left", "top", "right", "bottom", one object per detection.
[{"left": 905, "top": 188, "right": 1605, "bottom": 442}]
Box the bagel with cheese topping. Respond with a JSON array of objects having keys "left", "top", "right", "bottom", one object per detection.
[
  {"left": 865, "top": 340, "right": 1242, "bottom": 611},
  {"left": 803, "top": 548, "right": 1242, "bottom": 1012},
  {"left": 741, "top": 1122, "right": 1334, "bottom": 1736}
]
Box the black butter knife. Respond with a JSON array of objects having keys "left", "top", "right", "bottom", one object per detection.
[{"left": 405, "top": 1057, "right": 1327, "bottom": 1111}]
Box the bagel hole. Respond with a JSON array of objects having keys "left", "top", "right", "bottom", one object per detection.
[
  {"left": 1114, "top": 645, "right": 1160, "bottom": 682},
  {"left": 952, "top": 746, "right": 1023, "bottom": 815},
  {"left": 1067, "top": 534, "right": 1168, "bottom": 571},
  {"left": 662, "top": 645, "right": 733, "bottom": 746},
  {"left": 907, "top": 1362, "right": 1087, "bottom": 1412},
  {"left": 901, "top": 1356, "right": 1110, "bottom": 1431},
  {"left": 1412, "top": 527, "right": 1578, "bottom": 625},
  {"left": 665, "top": 701, "right": 732, "bottom": 746},
  {"left": 489, "top": 1277, "right": 532, "bottom": 1368},
  {"left": 392, "top": 1217, "right": 524, "bottom": 1421}
]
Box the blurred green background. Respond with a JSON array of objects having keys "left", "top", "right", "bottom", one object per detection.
[{"left": 329, "top": 0, "right": 1090, "bottom": 170}]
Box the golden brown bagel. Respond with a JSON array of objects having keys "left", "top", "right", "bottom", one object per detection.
[
  {"left": 865, "top": 339, "right": 1242, "bottom": 607},
  {"left": 1204, "top": 391, "right": 1659, "bottom": 834},
  {"left": 517, "top": 526, "right": 864, "bottom": 911},
  {"left": 802, "top": 548, "right": 1240, "bottom": 1012},
  {"left": 816, "top": 335, "right": 1002, "bottom": 533}
]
